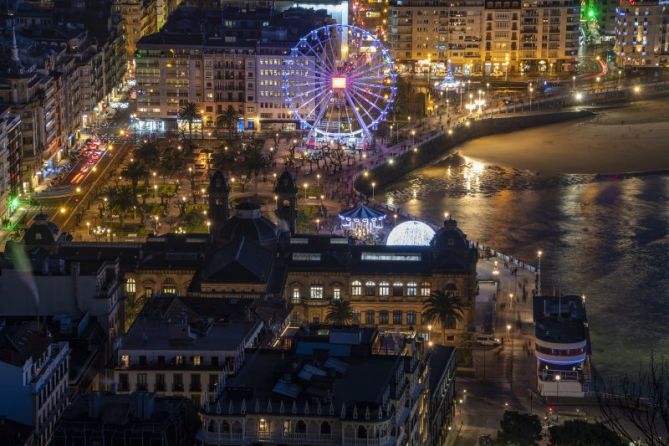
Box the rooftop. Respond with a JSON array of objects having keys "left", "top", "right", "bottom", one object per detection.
[{"left": 120, "top": 296, "right": 262, "bottom": 352}]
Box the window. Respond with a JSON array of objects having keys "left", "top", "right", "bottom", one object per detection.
[
  {"left": 393, "top": 311, "right": 403, "bottom": 325},
  {"left": 211, "top": 356, "right": 219, "bottom": 367},
  {"left": 139, "top": 355, "right": 147, "bottom": 365},
  {"left": 352, "top": 281, "right": 362, "bottom": 296},
  {"left": 393, "top": 282, "right": 404, "bottom": 296},
  {"left": 175, "top": 355, "right": 184, "bottom": 365},
  {"left": 407, "top": 282, "right": 417, "bottom": 296},
  {"left": 193, "top": 356, "right": 202, "bottom": 366},
  {"left": 292, "top": 287, "right": 300, "bottom": 303},
  {"left": 137, "top": 373, "right": 147, "bottom": 390},
  {"left": 259, "top": 418, "right": 269, "bottom": 432},
  {"left": 190, "top": 374, "right": 201, "bottom": 391},
  {"left": 420, "top": 282, "right": 431, "bottom": 297},
  {"left": 365, "top": 281, "right": 376, "bottom": 296},
  {"left": 310, "top": 286, "right": 323, "bottom": 299},
  {"left": 209, "top": 374, "right": 218, "bottom": 391},
  {"left": 407, "top": 311, "right": 416, "bottom": 326},
  {"left": 353, "top": 311, "right": 361, "bottom": 324},
  {"left": 125, "top": 278, "right": 136, "bottom": 296},
  {"left": 333, "top": 288, "right": 341, "bottom": 300},
  {"left": 321, "top": 421, "right": 331, "bottom": 435},
  {"left": 313, "top": 316, "right": 320, "bottom": 324},
  {"left": 379, "top": 281, "right": 390, "bottom": 296},
  {"left": 155, "top": 373, "right": 165, "bottom": 391},
  {"left": 173, "top": 373, "right": 183, "bottom": 391},
  {"left": 144, "top": 287, "right": 153, "bottom": 298},
  {"left": 379, "top": 311, "right": 389, "bottom": 324},
  {"left": 295, "top": 420, "right": 307, "bottom": 433},
  {"left": 120, "top": 354, "right": 129, "bottom": 367},
  {"left": 119, "top": 373, "right": 129, "bottom": 391},
  {"left": 161, "top": 278, "right": 177, "bottom": 294},
  {"left": 365, "top": 311, "right": 375, "bottom": 324}
]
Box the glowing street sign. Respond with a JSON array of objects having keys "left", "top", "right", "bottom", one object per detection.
[{"left": 332, "top": 77, "right": 347, "bottom": 89}]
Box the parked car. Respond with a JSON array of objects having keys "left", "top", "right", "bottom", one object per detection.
[{"left": 476, "top": 334, "right": 502, "bottom": 346}]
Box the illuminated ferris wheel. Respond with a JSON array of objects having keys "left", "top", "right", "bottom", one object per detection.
[{"left": 283, "top": 24, "right": 397, "bottom": 143}]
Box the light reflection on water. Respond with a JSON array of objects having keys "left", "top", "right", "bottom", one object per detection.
[{"left": 382, "top": 152, "right": 669, "bottom": 377}]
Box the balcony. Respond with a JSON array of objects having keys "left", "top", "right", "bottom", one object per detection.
[{"left": 173, "top": 384, "right": 184, "bottom": 392}]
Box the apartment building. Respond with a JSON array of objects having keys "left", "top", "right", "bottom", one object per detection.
[
  {"left": 0, "top": 321, "right": 70, "bottom": 446},
  {"left": 0, "top": 104, "right": 22, "bottom": 220},
  {"left": 134, "top": 7, "right": 329, "bottom": 132},
  {"left": 114, "top": 0, "right": 159, "bottom": 60},
  {"left": 614, "top": 0, "right": 669, "bottom": 68},
  {"left": 387, "top": 0, "right": 579, "bottom": 74},
  {"left": 198, "top": 327, "right": 457, "bottom": 446},
  {"left": 113, "top": 295, "right": 264, "bottom": 408}
]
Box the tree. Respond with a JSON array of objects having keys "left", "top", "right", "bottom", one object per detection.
[
  {"left": 134, "top": 142, "right": 160, "bottom": 186},
  {"left": 495, "top": 411, "right": 542, "bottom": 446},
  {"left": 158, "top": 145, "right": 187, "bottom": 180},
  {"left": 597, "top": 354, "right": 669, "bottom": 446},
  {"left": 122, "top": 160, "right": 148, "bottom": 198},
  {"left": 217, "top": 105, "right": 240, "bottom": 139},
  {"left": 178, "top": 102, "right": 200, "bottom": 140},
  {"left": 107, "top": 186, "right": 135, "bottom": 226},
  {"left": 422, "top": 289, "right": 464, "bottom": 343},
  {"left": 325, "top": 300, "right": 355, "bottom": 326},
  {"left": 549, "top": 420, "right": 624, "bottom": 446}
]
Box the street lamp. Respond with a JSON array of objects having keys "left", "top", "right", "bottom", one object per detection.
[
  {"left": 316, "top": 173, "right": 321, "bottom": 187},
  {"left": 537, "top": 249, "right": 543, "bottom": 295},
  {"left": 555, "top": 374, "right": 561, "bottom": 406},
  {"left": 371, "top": 181, "right": 377, "bottom": 200},
  {"left": 303, "top": 182, "right": 308, "bottom": 199},
  {"left": 572, "top": 75, "right": 576, "bottom": 90},
  {"left": 509, "top": 293, "right": 514, "bottom": 309},
  {"left": 411, "top": 128, "right": 416, "bottom": 147}
]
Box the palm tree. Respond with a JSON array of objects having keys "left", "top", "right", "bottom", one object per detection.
[
  {"left": 178, "top": 102, "right": 200, "bottom": 140},
  {"left": 325, "top": 300, "right": 355, "bottom": 326},
  {"left": 122, "top": 160, "right": 148, "bottom": 198},
  {"left": 107, "top": 186, "right": 136, "bottom": 226},
  {"left": 216, "top": 105, "right": 239, "bottom": 139},
  {"left": 422, "top": 289, "right": 464, "bottom": 343}
]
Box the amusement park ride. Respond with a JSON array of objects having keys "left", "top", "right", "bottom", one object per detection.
[{"left": 283, "top": 24, "right": 397, "bottom": 154}]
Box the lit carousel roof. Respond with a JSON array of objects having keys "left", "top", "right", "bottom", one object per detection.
[{"left": 386, "top": 221, "right": 436, "bottom": 246}]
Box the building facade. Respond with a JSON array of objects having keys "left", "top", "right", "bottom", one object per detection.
[
  {"left": 0, "top": 104, "right": 22, "bottom": 220},
  {"left": 0, "top": 321, "right": 70, "bottom": 446},
  {"left": 387, "top": 0, "right": 579, "bottom": 74},
  {"left": 198, "top": 327, "right": 455, "bottom": 446},
  {"left": 134, "top": 7, "right": 327, "bottom": 133},
  {"left": 113, "top": 296, "right": 264, "bottom": 408},
  {"left": 614, "top": 0, "right": 669, "bottom": 68}
]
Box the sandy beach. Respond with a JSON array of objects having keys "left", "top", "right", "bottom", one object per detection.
[{"left": 456, "top": 99, "right": 669, "bottom": 175}]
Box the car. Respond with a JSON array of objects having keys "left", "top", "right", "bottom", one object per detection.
[{"left": 476, "top": 334, "right": 502, "bottom": 346}]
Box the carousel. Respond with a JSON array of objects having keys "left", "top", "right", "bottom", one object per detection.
[{"left": 338, "top": 204, "right": 386, "bottom": 241}]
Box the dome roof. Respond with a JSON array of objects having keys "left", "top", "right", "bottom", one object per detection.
[
  {"left": 218, "top": 202, "right": 278, "bottom": 247},
  {"left": 386, "top": 221, "right": 436, "bottom": 246}
]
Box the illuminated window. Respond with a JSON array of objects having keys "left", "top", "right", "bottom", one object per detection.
[
  {"left": 175, "top": 355, "right": 183, "bottom": 365},
  {"left": 420, "top": 282, "right": 431, "bottom": 297},
  {"left": 193, "top": 356, "right": 201, "bottom": 366},
  {"left": 379, "top": 281, "right": 390, "bottom": 296},
  {"left": 407, "top": 282, "right": 417, "bottom": 296},
  {"left": 310, "top": 286, "right": 323, "bottom": 299},
  {"left": 259, "top": 418, "right": 269, "bottom": 432},
  {"left": 333, "top": 288, "right": 341, "bottom": 300},
  {"left": 120, "top": 354, "right": 129, "bottom": 367},
  {"left": 352, "top": 281, "right": 362, "bottom": 296},
  {"left": 292, "top": 287, "right": 301, "bottom": 303},
  {"left": 125, "top": 278, "right": 136, "bottom": 295}
]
